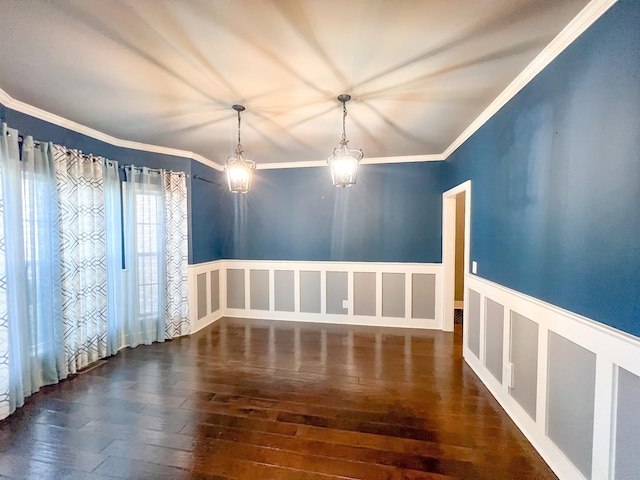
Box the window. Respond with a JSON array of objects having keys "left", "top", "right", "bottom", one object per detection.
[{"left": 134, "top": 191, "right": 163, "bottom": 320}]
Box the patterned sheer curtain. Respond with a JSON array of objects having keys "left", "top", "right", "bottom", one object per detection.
[
  {"left": 163, "top": 171, "right": 189, "bottom": 338},
  {"left": 53, "top": 145, "right": 108, "bottom": 374}
]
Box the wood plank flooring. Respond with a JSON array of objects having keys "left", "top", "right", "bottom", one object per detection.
[{"left": 0, "top": 317, "right": 557, "bottom": 479}]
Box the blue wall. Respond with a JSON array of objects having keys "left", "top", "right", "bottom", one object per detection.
[
  {"left": 2, "top": 0, "right": 638, "bottom": 337},
  {"left": 226, "top": 162, "right": 446, "bottom": 262},
  {"left": 190, "top": 160, "right": 229, "bottom": 263},
  {"left": 443, "top": 0, "right": 640, "bottom": 336},
  {"left": 0, "top": 106, "right": 223, "bottom": 264}
]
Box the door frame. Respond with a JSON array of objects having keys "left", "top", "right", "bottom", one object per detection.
[{"left": 442, "top": 180, "right": 471, "bottom": 331}]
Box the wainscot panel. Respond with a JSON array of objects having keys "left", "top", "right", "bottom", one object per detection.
[
  {"left": 463, "top": 274, "right": 640, "bottom": 480},
  {"left": 189, "top": 260, "right": 443, "bottom": 330},
  {"left": 188, "top": 263, "right": 224, "bottom": 333}
]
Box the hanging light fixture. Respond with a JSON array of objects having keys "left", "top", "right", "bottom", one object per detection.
[
  {"left": 328, "top": 94, "right": 363, "bottom": 187},
  {"left": 225, "top": 104, "right": 255, "bottom": 193}
]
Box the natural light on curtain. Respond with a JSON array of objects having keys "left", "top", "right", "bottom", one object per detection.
[{"left": 0, "top": 122, "right": 190, "bottom": 420}]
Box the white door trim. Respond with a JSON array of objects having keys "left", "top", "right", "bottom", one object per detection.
[{"left": 442, "top": 180, "right": 472, "bottom": 331}]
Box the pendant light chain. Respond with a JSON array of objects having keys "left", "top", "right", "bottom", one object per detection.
[
  {"left": 236, "top": 108, "right": 243, "bottom": 155},
  {"left": 341, "top": 100, "right": 348, "bottom": 144}
]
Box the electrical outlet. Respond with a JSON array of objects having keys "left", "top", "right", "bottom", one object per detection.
[
  {"left": 504, "top": 363, "right": 514, "bottom": 388},
  {"left": 472, "top": 261, "right": 478, "bottom": 274},
  {"left": 342, "top": 300, "right": 348, "bottom": 309}
]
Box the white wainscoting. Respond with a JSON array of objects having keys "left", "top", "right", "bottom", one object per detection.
[
  {"left": 463, "top": 274, "right": 640, "bottom": 480},
  {"left": 187, "top": 261, "right": 223, "bottom": 333},
  {"left": 188, "top": 260, "right": 443, "bottom": 332}
]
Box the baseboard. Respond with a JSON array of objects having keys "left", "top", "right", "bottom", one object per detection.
[
  {"left": 190, "top": 311, "right": 223, "bottom": 334},
  {"left": 222, "top": 308, "right": 441, "bottom": 330}
]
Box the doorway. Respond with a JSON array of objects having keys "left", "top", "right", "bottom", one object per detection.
[{"left": 442, "top": 181, "right": 471, "bottom": 332}]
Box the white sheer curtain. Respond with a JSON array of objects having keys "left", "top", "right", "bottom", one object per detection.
[
  {"left": 0, "top": 129, "right": 66, "bottom": 416},
  {"left": 0, "top": 125, "right": 13, "bottom": 418},
  {"left": 122, "top": 166, "right": 166, "bottom": 348},
  {"left": 21, "top": 138, "right": 66, "bottom": 383},
  {"left": 104, "top": 160, "right": 123, "bottom": 355}
]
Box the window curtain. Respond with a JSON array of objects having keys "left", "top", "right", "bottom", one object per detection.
[
  {"left": 121, "top": 167, "right": 189, "bottom": 348},
  {"left": 0, "top": 128, "right": 66, "bottom": 415},
  {"left": 122, "top": 167, "right": 166, "bottom": 348},
  {"left": 52, "top": 145, "right": 109, "bottom": 374},
  {"left": 0, "top": 125, "right": 116, "bottom": 418},
  {"left": 0, "top": 125, "right": 13, "bottom": 418},
  {"left": 21, "top": 138, "right": 66, "bottom": 384},
  {"left": 0, "top": 123, "right": 190, "bottom": 420},
  {"left": 163, "top": 171, "right": 189, "bottom": 338},
  {"left": 104, "top": 160, "right": 123, "bottom": 356}
]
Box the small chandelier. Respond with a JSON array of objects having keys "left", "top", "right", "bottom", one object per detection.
[
  {"left": 328, "top": 94, "right": 363, "bottom": 187},
  {"left": 225, "top": 104, "right": 256, "bottom": 193}
]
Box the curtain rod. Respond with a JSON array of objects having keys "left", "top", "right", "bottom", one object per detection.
[
  {"left": 7, "top": 131, "right": 189, "bottom": 176},
  {"left": 120, "top": 164, "right": 187, "bottom": 177},
  {"left": 15, "top": 134, "right": 100, "bottom": 161},
  {"left": 193, "top": 174, "right": 222, "bottom": 186},
  {"left": 16, "top": 134, "right": 42, "bottom": 147}
]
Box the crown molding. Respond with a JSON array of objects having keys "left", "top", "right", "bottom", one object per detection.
[
  {"left": 0, "top": 87, "right": 12, "bottom": 106},
  {"left": 0, "top": 86, "right": 225, "bottom": 171},
  {"left": 362, "top": 154, "right": 445, "bottom": 164},
  {"left": 441, "top": 0, "right": 617, "bottom": 159},
  {"left": 0, "top": 0, "right": 615, "bottom": 171},
  {"left": 256, "top": 154, "right": 445, "bottom": 170},
  {"left": 256, "top": 160, "right": 326, "bottom": 170},
  {"left": 191, "top": 153, "right": 224, "bottom": 171}
]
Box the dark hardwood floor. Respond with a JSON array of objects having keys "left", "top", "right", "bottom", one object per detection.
[{"left": 0, "top": 317, "right": 556, "bottom": 479}]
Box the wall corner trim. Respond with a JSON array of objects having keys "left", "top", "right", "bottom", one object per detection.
[{"left": 441, "top": 0, "right": 618, "bottom": 160}]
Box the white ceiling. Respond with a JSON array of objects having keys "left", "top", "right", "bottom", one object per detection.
[{"left": 0, "top": 0, "right": 592, "bottom": 168}]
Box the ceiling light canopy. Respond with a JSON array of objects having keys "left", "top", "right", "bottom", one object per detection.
[
  {"left": 328, "top": 94, "right": 363, "bottom": 188},
  {"left": 225, "top": 104, "right": 255, "bottom": 193}
]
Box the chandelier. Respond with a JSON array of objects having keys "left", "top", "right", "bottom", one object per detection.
[
  {"left": 327, "top": 94, "right": 363, "bottom": 187},
  {"left": 225, "top": 104, "right": 255, "bottom": 193}
]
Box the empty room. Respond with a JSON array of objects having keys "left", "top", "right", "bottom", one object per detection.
[{"left": 0, "top": 0, "right": 638, "bottom": 479}]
